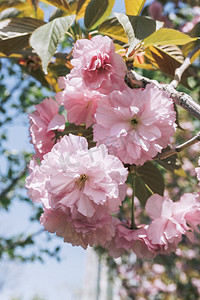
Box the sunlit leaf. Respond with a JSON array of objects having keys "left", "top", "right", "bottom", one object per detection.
[
  {"left": 114, "top": 12, "right": 139, "bottom": 55},
  {"left": 98, "top": 17, "right": 128, "bottom": 43},
  {"left": 40, "top": 0, "right": 70, "bottom": 11},
  {"left": 76, "top": 0, "right": 90, "bottom": 17},
  {"left": 0, "top": 18, "right": 45, "bottom": 55},
  {"left": 84, "top": 0, "right": 115, "bottom": 30},
  {"left": 182, "top": 22, "right": 200, "bottom": 63},
  {"left": 114, "top": 13, "right": 163, "bottom": 55},
  {"left": 0, "top": 0, "right": 44, "bottom": 19},
  {"left": 144, "top": 44, "right": 193, "bottom": 88},
  {"left": 143, "top": 28, "right": 197, "bottom": 47},
  {"left": 0, "top": 7, "right": 21, "bottom": 20},
  {"left": 30, "top": 15, "right": 75, "bottom": 74},
  {"left": 124, "top": 0, "right": 145, "bottom": 16},
  {"left": 126, "top": 15, "right": 163, "bottom": 40}
]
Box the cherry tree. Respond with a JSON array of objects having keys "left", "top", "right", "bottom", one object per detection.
[{"left": 1, "top": 0, "right": 200, "bottom": 297}]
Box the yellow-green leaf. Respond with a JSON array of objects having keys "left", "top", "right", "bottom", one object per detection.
[
  {"left": 0, "top": 0, "right": 44, "bottom": 19},
  {"left": 145, "top": 44, "right": 192, "bottom": 88},
  {"left": 30, "top": 15, "right": 75, "bottom": 74},
  {"left": 0, "top": 17, "right": 45, "bottom": 55},
  {"left": 182, "top": 22, "right": 200, "bottom": 63},
  {"left": 98, "top": 17, "right": 128, "bottom": 43},
  {"left": 143, "top": 28, "right": 197, "bottom": 47},
  {"left": 76, "top": 0, "right": 90, "bottom": 17},
  {"left": 124, "top": 0, "right": 146, "bottom": 16},
  {"left": 114, "top": 13, "right": 163, "bottom": 55},
  {"left": 114, "top": 12, "right": 138, "bottom": 55},
  {"left": 127, "top": 15, "right": 163, "bottom": 40},
  {"left": 40, "top": 0, "right": 70, "bottom": 11},
  {"left": 84, "top": 0, "right": 115, "bottom": 30}
]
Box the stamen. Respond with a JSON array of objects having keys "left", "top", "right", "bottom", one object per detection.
[
  {"left": 76, "top": 174, "right": 88, "bottom": 189},
  {"left": 131, "top": 119, "right": 138, "bottom": 127}
]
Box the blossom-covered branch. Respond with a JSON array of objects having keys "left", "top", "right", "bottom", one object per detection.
[{"left": 126, "top": 70, "right": 200, "bottom": 120}]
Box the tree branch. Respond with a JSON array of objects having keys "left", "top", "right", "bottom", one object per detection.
[
  {"left": 154, "top": 131, "right": 200, "bottom": 160},
  {"left": 170, "top": 43, "right": 200, "bottom": 89},
  {"left": 125, "top": 70, "right": 200, "bottom": 120},
  {"left": 0, "top": 167, "right": 27, "bottom": 199}
]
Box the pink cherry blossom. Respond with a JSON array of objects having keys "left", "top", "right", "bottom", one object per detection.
[
  {"left": 195, "top": 157, "right": 200, "bottom": 185},
  {"left": 106, "top": 221, "right": 157, "bottom": 258},
  {"left": 173, "top": 193, "right": 200, "bottom": 234},
  {"left": 93, "top": 84, "right": 176, "bottom": 165},
  {"left": 145, "top": 194, "right": 184, "bottom": 251},
  {"left": 29, "top": 97, "right": 65, "bottom": 160},
  {"left": 70, "top": 35, "right": 126, "bottom": 91},
  {"left": 26, "top": 134, "right": 128, "bottom": 248},
  {"left": 55, "top": 76, "right": 104, "bottom": 128},
  {"left": 145, "top": 193, "right": 200, "bottom": 252},
  {"left": 40, "top": 207, "right": 116, "bottom": 249}
]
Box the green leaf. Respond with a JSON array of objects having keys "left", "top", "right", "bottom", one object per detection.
[
  {"left": 0, "top": 7, "right": 21, "bottom": 20},
  {"left": 76, "top": 0, "right": 91, "bottom": 16},
  {"left": 182, "top": 22, "right": 200, "bottom": 63},
  {"left": 134, "top": 162, "right": 165, "bottom": 207},
  {"left": 126, "top": 15, "right": 163, "bottom": 40},
  {"left": 114, "top": 13, "right": 163, "bottom": 55},
  {"left": 98, "top": 17, "right": 128, "bottom": 43},
  {"left": 0, "top": 17, "right": 45, "bottom": 55},
  {"left": 144, "top": 44, "right": 192, "bottom": 88},
  {"left": 40, "top": 0, "right": 70, "bottom": 12},
  {"left": 114, "top": 12, "right": 139, "bottom": 55},
  {"left": 84, "top": 0, "right": 115, "bottom": 30},
  {"left": 124, "top": 0, "right": 145, "bottom": 16},
  {"left": 0, "top": 17, "right": 45, "bottom": 39},
  {"left": 30, "top": 15, "right": 75, "bottom": 74},
  {"left": 143, "top": 28, "right": 197, "bottom": 47}
]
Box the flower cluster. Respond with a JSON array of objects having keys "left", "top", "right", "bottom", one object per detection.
[
  {"left": 26, "top": 34, "right": 200, "bottom": 257},
  {"left": 105, "top": 193, "right": 200, "bottom": 258}
]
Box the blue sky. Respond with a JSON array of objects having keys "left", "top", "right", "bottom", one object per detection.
[{"left": 0, "top": 1, "right": 127, "bottom": 299}]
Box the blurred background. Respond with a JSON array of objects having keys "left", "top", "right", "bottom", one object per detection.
[{"left": 1, "top": 0, "right": 200, "bottom": 299}]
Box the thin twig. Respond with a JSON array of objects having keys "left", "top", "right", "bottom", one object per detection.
[
  {"left": 170, "top": 43, "right": 200, "bottom": 89},
  {"left": 0, "top": 167, "right": 27, "bottom": 199},
  {"left": 154, "top": 131, "right": 200, "bottom": 160}
]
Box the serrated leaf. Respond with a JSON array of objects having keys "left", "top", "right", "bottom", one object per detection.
[
  {"left": 0, "top": 7, "right": 21, "bottom": 20},
  {"left": 40, "top": 0, "right": 70, "bottom": 11},
  {"left": 114, "top": 12, "right": 139, "bottom": 55},
  {"left": 182, "top": 22, "right": 200, "bottom": 63},
  {"left": 143, "top": 28, "right": 197, "bottom": 47},
  {"left": 0, "top": 0, "right": 44, "bottom": 19},
  {"left": 98, "top": 17, "right": 128, "bottom": 43},
  {"left": 0, "top": 35, "right": 30, "bottom": 55},
  {"left": 84, "top": 0, "right": 115, "bottom": 30},
  {"left": 114, "top": 13, "right": 163, "bottom": 55},
  {"left": 76, "top": 0, "right": 90, "bottom": 17},
  {"left": 145, "top": 44, "right": 193, "bottom": 88},
  {"left": 30, "top": 15, "right": 75, "bottom": 74},
  {"left": 127, "top": 15, "right": 163, "bottom": 40},
  {"left": 0, "top": 18, "right": 45, "bottom": 55},
  {"left": 0, "top": 17, "right": 45, "bottom": 39},
  {"left": 124, "top": 0, "right": 145, "bottom": 16},
  {"left": 133, "top": 162, "right": 165, "bottom": 207}
]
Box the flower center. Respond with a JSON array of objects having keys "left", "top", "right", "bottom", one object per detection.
[
  {"left": 76, "top": 174, "right": 88, "bottom": 190},
  {"left": 131, "top": 118, "right": 138, "bottom": 128}
]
